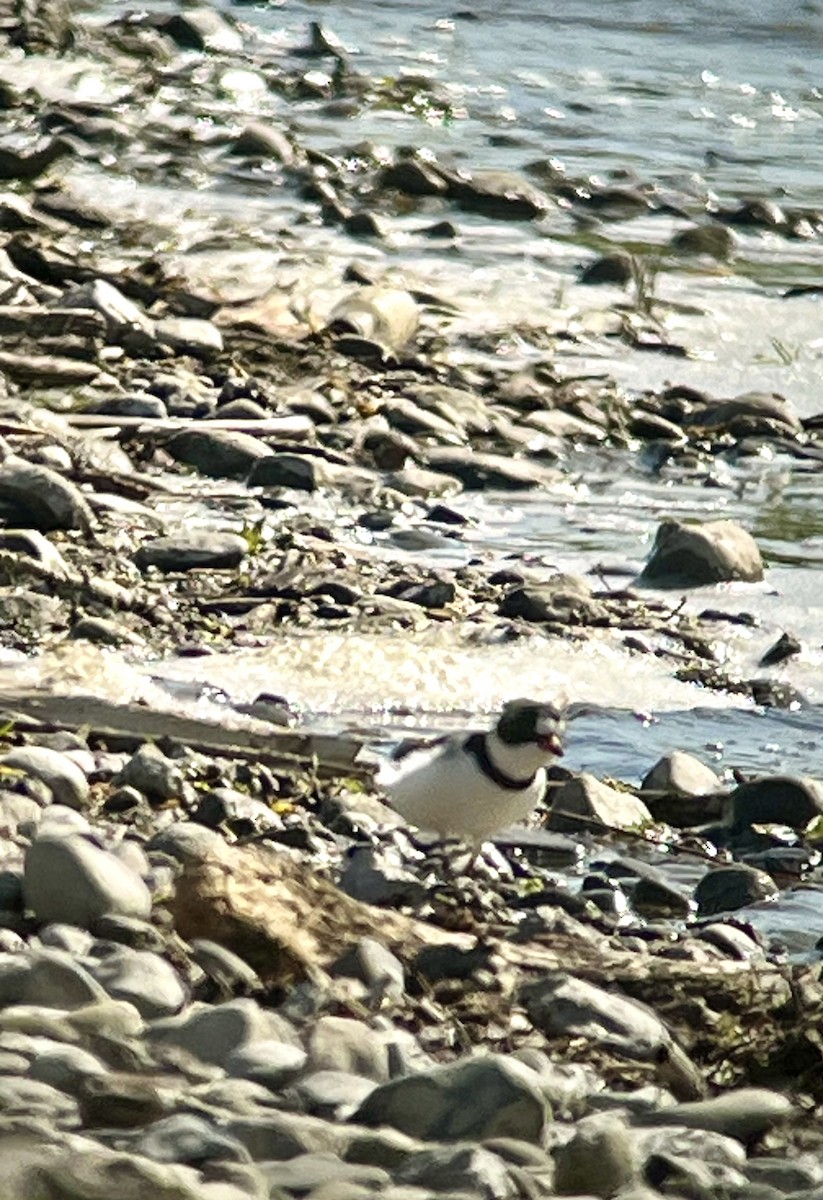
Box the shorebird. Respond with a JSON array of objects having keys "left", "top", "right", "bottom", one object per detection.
[{"left": 380, "top": 698, "right": 565, "bottom": 851}]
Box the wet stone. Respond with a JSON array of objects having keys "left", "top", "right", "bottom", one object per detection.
[
  {"left": 725, "top": 774, "right": 823, "bottom": 832},
  {"left": 78, "top": 1072, "right": 168, "bottom": 1129},
  {"left": 548, "top": 773, "right": 653, "bottom": 834},
  {"left": 639, "top": 518, "right": 763, "bottom": 587},
  {"left": 694, "top": 863, "right": 778, "bottom": 917},
  {"left": 27, "top": 1043, "right": 108, "bottom": 1096},
  {"left": 93, "top": 393, "right": 169, "bottom": 419},
  {"left": 307, "top": 1015, "right": 390, "bottom": 1082}
]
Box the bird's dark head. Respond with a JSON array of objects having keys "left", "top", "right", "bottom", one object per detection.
[{"left": 496, "top": 698, "right": 565, "bottom": 757}]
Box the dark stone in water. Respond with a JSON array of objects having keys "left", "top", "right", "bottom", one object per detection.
[
  {"left": 726, "top": 774, "right": 823, "bottom": 832},
  {"left": 694, "top": 863, "right": 778, "bottom": 917},
  {"left": 758, "top": 631, "right": 801, "bottom": 667},
  {"left": 579, "top": 251, "right": 634, "bottom": 286}
]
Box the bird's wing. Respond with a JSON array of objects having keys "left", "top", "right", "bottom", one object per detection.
[{"left": 376, "top": 732, "right": 470, "bottom": 788}]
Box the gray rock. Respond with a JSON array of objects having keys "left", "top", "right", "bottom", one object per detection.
[
  {"left": 635, "top": 1087, "right": 793, "bottom": 1143},
  {"left": 425, "top": 447, "right": 558, "bottom": 490},
  {"left": 553, "top": 1116, "right": 638, "bottom": 1197},
  {"left": 694, "top": 864, "right": 778, "bottom": 917},
  {"left": 134, "top": 1113, "right": 253, "bottom": 1165},
  {"left": 147, "top": 822, "right": 224, "bottom": 863},
  {"left": 190, "top": 1076, "right": 280, "bottom": 1117},
  {"left": 0, "top": 946, "right": 107, "bottom": 1009},
  {"left": 355, "top": 1053, "right": 548, "bottom": 1144},
  {"left": 548, "top": 774, "right": 653, "bottom": 834},
  {"left": 70, "top": 616, "right": 144, "bottom": 647},
  {"left": 0, "top": 1075, "right": 79, "bottom": 1125},
  {"left": 117, "top": 744, "right": 185, "bottom": 803},
  {"left": 162, "top": 6, "right": 244, "bottom": 53},
  {"left": 332, "top": 938, "right": 405, "bottom": 1003},
  {"left": 190, "top": 940, "right": 262, "bottom": 997},
  {"left": 394, "top": 1143, "right": 514, "bottom": 1198},
  {"left": 521, "top": 972, "right": 673, "bottom": 1058},
  {"left": 155, "top": 317, "right": 223, "bottom": 358},
  {"left": 34, "top": 805, "right": 91, "bottom": 838},
  {"left": 149, "top": 998, "right": 300, "bottom": 1068},
  {"left": 639, "top": 518, "right": 763, "bottom": 587},
  {"left": 644, "top": 1148, "right": 747, "bottom": 1197},
  {"left": 0, "top": 746, "right": 89, "bottom": 809},
  {"left": 725, "top": 774, "right": 823, "bottom": 832},
  {"left": 78, "top": 1072, "right": 168, "bottom": 1129},
  {"left": 579, "top": 250, "right": 635, "bottom": 285},
  {"left": 94, "top": 393, "right": 170, "bottom": 419},
  {"left": 307, "top": 1015, "right": 390, "bottom": 1082},
  {"left": 28, "top": 1044, "right": 108, "bottom": 1095},
  {"left": 641, "top": 750, "right": 723, "bottom": 799},
  {"left": 247, "top": 453, "right": 329, "bottom": 492},
  {"left": 258, "top": 1152, "right": 391, "bottom": 1197},
  {"left": 442, "top": 167, "right": 551, "bottom": 220},
  {"left": 192, "top": 788, "right": 280, "bottom": 834},
  {"left": 343, "top": 1127, "right": 422, "bottom": 1170},
  {"left": 691, "top": 390, "right": 802, "bottom": 437},
  {"left": 57, "top": 278, "right": 156, "bottom": 343},
  {"left": 166, "top": 429, "right": 271, "bottom": 480},
  {"left": 38, "top": 1145, "right": 203, "bottom": 1199},
  {"left": 339, "top": 846, "right": 427, "bottom": 907},
  {"left": 227, "top": 1110, "right": 352, "bottom": 1161},
  {"left": 135, "top": 532, "right": 248, "bottom": 573},
  {"left": 228, "top": 122, "right": 294, "bottom": 163},
  {"left": 65, "top": 998, "right": 145, "bottom": 1043},
  {"left": 0, "top": 793, "right": 43, "bottom": 836},
  {"left": 84, "top": 946, "right": 187, "bottom": 1019},
  {"left": 669, "top": 223, "right": 735, "bottom": 260},
  {"left": 225, "top": 1039, "right": 307, "bottom": 1091},
  {"left": 24, "top": 835, "right": 152, "bottom": 929},
  {"left": 499, "top": 574, "right": 609, "bottom": 625},
  {"left": 0, "top": 459, "right": 93, "bottom": 532},
  {"left": 287, "top": 1069, "right": 377, "bottom": 1120},
  {"left": 746, "top": 1156, "right": 823, "bottom": 1192}
]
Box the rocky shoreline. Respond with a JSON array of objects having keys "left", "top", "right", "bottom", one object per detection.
[{"left": 0, "top": 2, "right": 820, "bottom": 1196}]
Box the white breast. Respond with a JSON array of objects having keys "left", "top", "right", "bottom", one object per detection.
[{"left": 381, "top": 739, "right": 546, "bottom": 846}]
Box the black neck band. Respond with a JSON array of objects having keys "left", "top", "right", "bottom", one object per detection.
[{"left": 465, "top": 732, "right": 536, "bottom": 791}]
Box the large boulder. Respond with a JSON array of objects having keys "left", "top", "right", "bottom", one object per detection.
[{"left": 639, "top": 518, "right": 763, "bottom": 587}]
